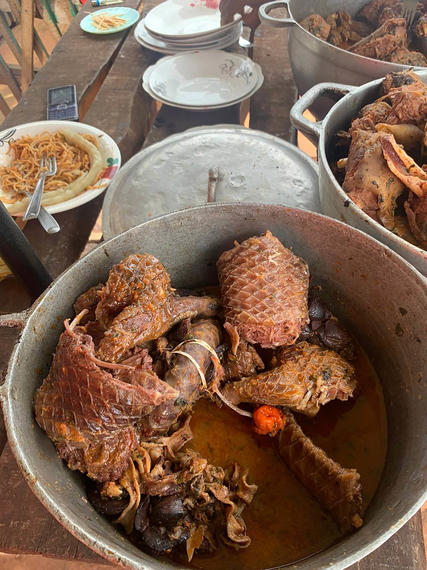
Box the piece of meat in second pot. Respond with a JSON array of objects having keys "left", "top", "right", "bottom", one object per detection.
[{"left": 217, "top": 231, "right": 309, "bottom": 348}]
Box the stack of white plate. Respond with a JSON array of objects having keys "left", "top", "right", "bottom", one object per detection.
[
  {"left": 134, "top": 0, "right": 242, "bottom": 54},
  {"left": 142, "top": 50, "right": 264, "bottom": 110}
]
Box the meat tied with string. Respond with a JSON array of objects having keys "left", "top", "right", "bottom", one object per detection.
[
  {"left": 141, "top": 318, "right": 223, "bottom": 437},
  {"left": 217, "top": 231, "right": 309, "bottom": 348}
]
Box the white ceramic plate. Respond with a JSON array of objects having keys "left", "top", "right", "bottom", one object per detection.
[
  {"left": 134, "top": 19, "right": 241, "bottom": 54},
  {"left": 146, "top": 50, "right": 260, "bottom": 106},
  {"left": 144, "top": 0, "right": 240, "bottom": 40},
  {"left": 142, "top": 64, "right": 264, "bottom": 110},
  {"left": 0, "top": 121, "right": 121, "bottom": 216},
  {"left": 157, "top": 20, "right": 241, "bottom": 46}
]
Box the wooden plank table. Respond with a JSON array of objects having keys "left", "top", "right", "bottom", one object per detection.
[{"left": 0, "top": 2, "right": 425, "bottom": 568}]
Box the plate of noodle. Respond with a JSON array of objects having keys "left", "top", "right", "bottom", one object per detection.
[
  {"left": 0, "top": 120, "right": 121, "bottom": 216},
  {"left": 80, "top": 7, "right": 140, "bottom": 35}
]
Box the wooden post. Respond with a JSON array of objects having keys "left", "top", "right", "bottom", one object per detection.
[{"left": 21, "top": 0, "right": 34, "bottom": 91}]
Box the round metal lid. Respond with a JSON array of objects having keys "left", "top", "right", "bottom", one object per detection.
[{"left": 102, "top": 125, "right": 320, "bottom": 239}]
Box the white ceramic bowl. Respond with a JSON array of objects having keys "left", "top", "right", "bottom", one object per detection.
[{"left": 145, "top": 50, "right": 261, "bottom": 107}]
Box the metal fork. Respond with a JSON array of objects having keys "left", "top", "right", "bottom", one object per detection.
[
  {"left": 23, "top": 155, "right": 57, "bottom": 221},
  {"left": 402, "top": 0, "right": 418, "bottom": 27},
  {"left": 22, "top": 190, "right": 60, "bottom": 233}
]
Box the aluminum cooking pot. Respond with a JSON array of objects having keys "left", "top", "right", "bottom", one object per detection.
[
  {"left": 1, "top": 204, "right": 426, "bottom": 569},
  {"left": 290, "top": 70, "right": 427, "bottom": 276},
  {"left": 259, "top": 0, "right": 425, "bottom": 107}
]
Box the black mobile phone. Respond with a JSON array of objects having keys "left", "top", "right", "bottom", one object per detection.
[{"left": 47, "top": 85, "right": 79, "bottom": 121}]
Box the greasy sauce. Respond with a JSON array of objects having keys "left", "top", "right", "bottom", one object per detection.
[{"left": 171, "top": 346, "right": 387, "bottom": 569}]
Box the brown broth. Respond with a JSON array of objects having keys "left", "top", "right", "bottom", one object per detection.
[{"left": 171, "top": 346, "right": 387, "bottom": 569}]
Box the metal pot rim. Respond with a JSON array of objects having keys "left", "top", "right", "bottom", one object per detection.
[{"left": 1, "top": 203, "right": 427, "bottom": 569}]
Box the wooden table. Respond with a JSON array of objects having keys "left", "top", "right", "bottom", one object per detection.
[{"left": 0, "top": 1, "right": 425, "bottom": 568}]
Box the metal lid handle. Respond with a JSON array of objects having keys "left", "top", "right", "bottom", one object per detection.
[
  {"left": 290, "top": 83, "right": 356, "bottom": 141},
  {"left": 259, "top": 1, "right": 295, "bottom": 27}
]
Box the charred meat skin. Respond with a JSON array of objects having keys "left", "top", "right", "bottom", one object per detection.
[
  {"left": 278, "top": 410, "right": 363, "bottom": 533},
  {"left": 141, "top": 319, "right": 223, "bottom": 436},
  {"left": 343, "top": 129, "right": 405, "bottom": 222},
  {"left": 95, "top": 253, "right": 170, "bottom": 329},
  {"left": 223, "top": 340, "right": 265, "bottom": 382},
  {"left": 223, "top": 341, "right": 356, "bottom": 417},
  {"left": 97, "top": 290, "right": 219, "bottom": 364},
  {"left": 217, "top": 231, "right": 309, "bottom": 348},
  {"left": 34, "top": 324, "right": 178, "bottom": 482},
  {"left": 300, "top": 14, "right": 331, "bottom": 41},
  {"left": 350, "top": 18, "right": 407, "bottom": 60}
]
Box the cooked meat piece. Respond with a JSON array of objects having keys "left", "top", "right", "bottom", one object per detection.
[
  {"left": 382, "top": 70, "right": 423, "bottom": 93},
  {"left": 74, "top": 283, "right": 103, "bottom": 323},
  {"left": 34, "top": 319, "right": 178, "bottom": 482},
  {"left": 97, "top": 289, "right": 219, "bottom": 363},
  {"left": 378, "top": 3, "right": 403, "bottom": 24},
  {"left": 383, "top": 77, "right": 427, "bottom": 128},
  {"left": 388, "top": 47, "right": 427, "bottom": 65},
  {"left": 405, "top": 192, "right": 427, "bottom": 247},
  {"left": 376, "top": 123, "right": 425, "bottom": 156},
  {"left": 128, "top": 420, "right": 256, "bottom": 559},
  {"left": 223, "top": 340, "right": 264, "bottom": 381},
  {"left": 357, "top": 0, "right": 402, "bottom": 27},
  {"left": 326, "top": 11, "right": 363, "bottom": 49},
  {"left": 278, "top": 410, "right": 363, "bottom": 533},
  {"left": 380, "top": 132, "right": 427, "bottom": 196},
  {"left": 416, "top": 15, "right": 427, "bottom": 37},
  {"left": 300, "top": 14, "right": 331, "bottom": 41},
  {"left": 96, "top": 254, "right": 170, "bottom": 330},
  {"left": 141, "top": 319, "right": 223, "bottom": 436},
  {"left": 343, "top": 129, "right": 405, "bottom": 221},
  {"left": 299, "top": 294, "right": 355, "bottom": 358},
  {"left": 222, "top": 341, "right": 356, "bottom": 417},
  {"left": 217, "top": 231, "right": 309, "bottom": 348},
  {"left": 351, "top": 19, "right": 373, "bottom": 37},
  {"left": 349, "top": 101, "right": 392, "bottom": 134},
  {"left": 350, "top": 18, "right": 407, "bottom": 60}
]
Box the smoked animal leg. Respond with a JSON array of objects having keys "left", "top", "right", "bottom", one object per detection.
[
  {"left": 278, "top": 410, "right": 363, "bottom": 532},
  {"left": 223, "top": 342, "right": 356, "bottom": 417}
]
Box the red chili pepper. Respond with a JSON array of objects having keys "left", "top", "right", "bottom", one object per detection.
[{"left": 253, "top": 405, "right": 285, "bottom": 436}]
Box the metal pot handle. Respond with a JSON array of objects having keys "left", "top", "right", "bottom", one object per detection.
[
  {"left": 259, "top": 1, "right": 295, "bottom": 27},
  {"left": 290, "top": 83, "right": 357, "bottom": 141}
]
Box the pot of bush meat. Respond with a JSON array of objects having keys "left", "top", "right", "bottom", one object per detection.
[{"left": 1, "top": 204, "right": 426, "bottom": 569}]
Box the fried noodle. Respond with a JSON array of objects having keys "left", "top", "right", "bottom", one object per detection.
[
  {"left": 0, "top": 131, "right": 98, "bottom": 205},
  {"left": 91, "top": 13, "right": 126, "bottom": 30}
]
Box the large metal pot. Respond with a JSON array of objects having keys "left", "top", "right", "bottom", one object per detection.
[
  {"left": 1, "top": 204, "right": 426, "bottom": 569},
  {"left": 259, "top": 0, "right": 425, "bottom": 98},
  {"left": 290, "top": 71, "right": 427, "bottom": 276}
]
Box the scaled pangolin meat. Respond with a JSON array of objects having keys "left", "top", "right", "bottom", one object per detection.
[
  {"left": 223, "top": 341, "right": 356, "bottom": 416},
  {"left": 217, "top": 231, "right": 309, "bottom": 348},
  {"left": 96, "top": 253, "right": 219, "bottom": 363},
  {"left": 34, "top": 320, "right": 178, "bottom": 482},
  {"left": 278, "top": 410, "right": 363, "bottom": 532}
]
